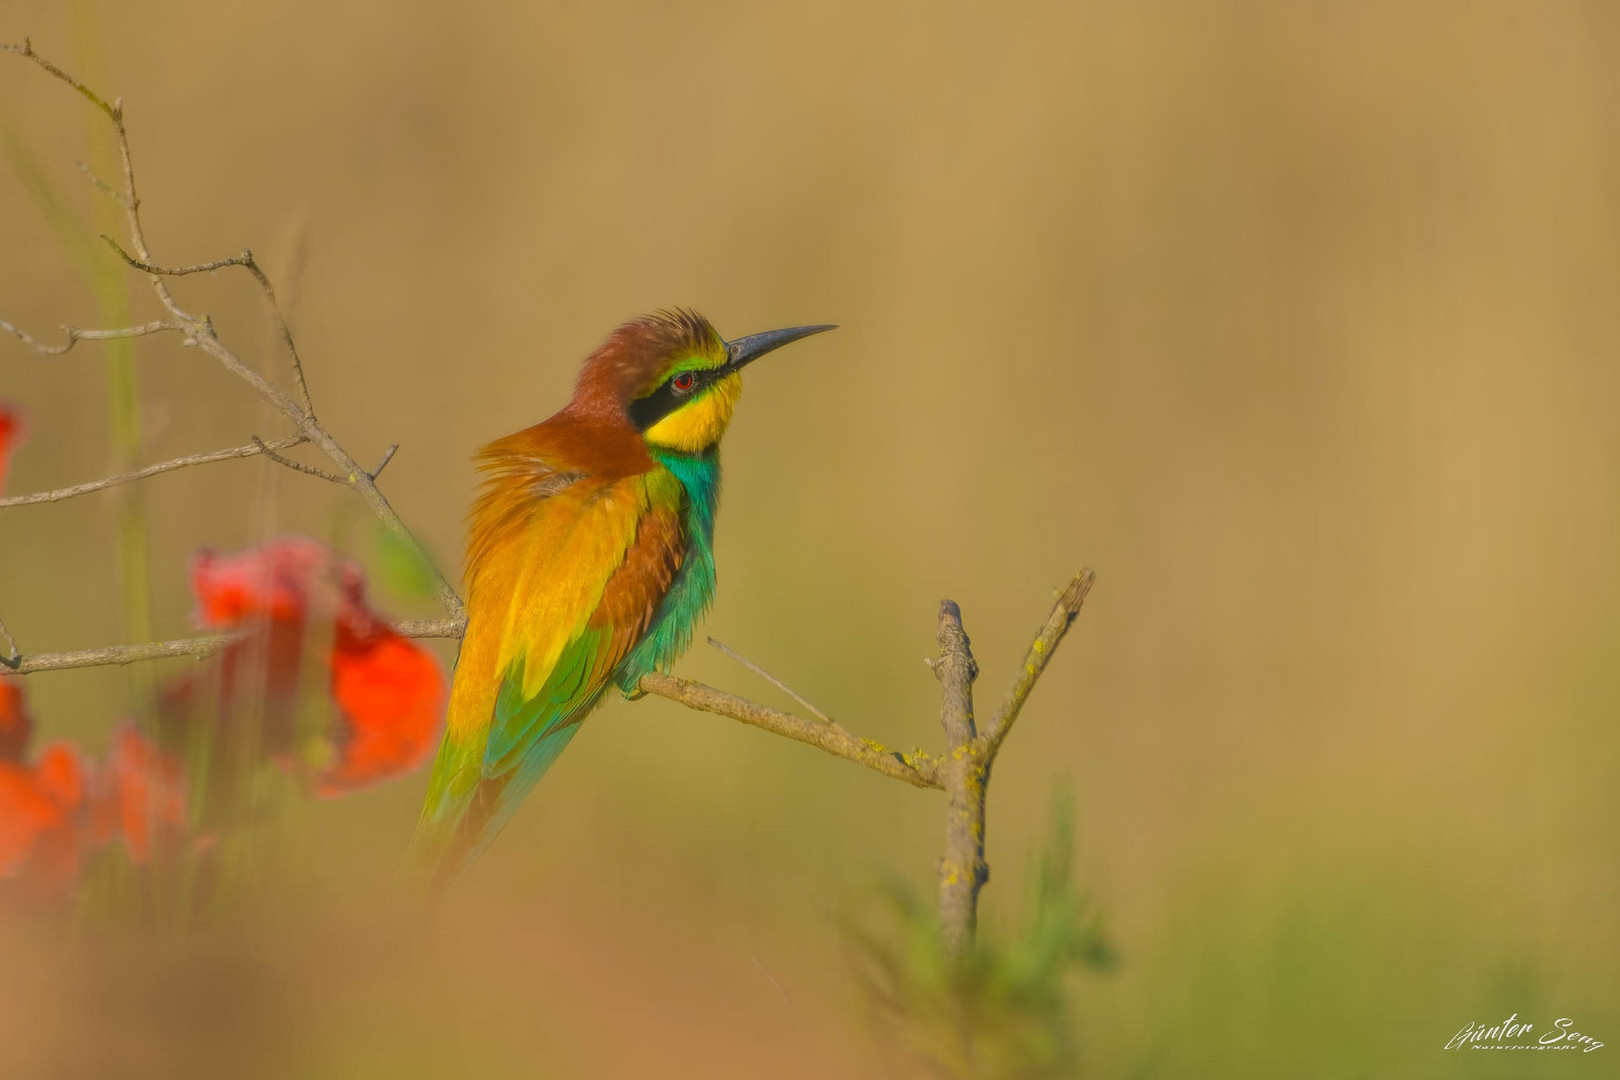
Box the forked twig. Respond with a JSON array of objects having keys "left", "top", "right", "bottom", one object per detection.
[
  {"left": 0, "top": 435, "right": 307, "bottom": 508},
  {"left": 1, "top": 316, "right": 178, "bottom": 355},
  {"left": 0, "top": 39, "right": 462, "bottom": 624}
]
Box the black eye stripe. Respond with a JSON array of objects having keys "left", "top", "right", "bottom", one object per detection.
[{"left": 628, "top": 367, "right": 721, "bottom": 431}]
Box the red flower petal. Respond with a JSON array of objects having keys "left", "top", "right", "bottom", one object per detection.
[
  {"left": 93, "top": 725, "right": 186, "bottom": 863},
  {"left": 0, "top": 762, "right": 62, "bottom": 878},
  {"left": 33, "top": 743, "right": 86, "bottom": 810},
  {"left": 320, "top": 625, "right": 446, "bottom": 796},
  {"left": 190, "top": 537, "right": 332, "bottom": 628},
  {"left": 0, "top": 677, "right": 32, "bottom": 763},
  {"left": 176, "top": 538, "right": 446, "bottom": 798},
  {"left": 0, "top": 402, "right": 24, "bottom": 494}
]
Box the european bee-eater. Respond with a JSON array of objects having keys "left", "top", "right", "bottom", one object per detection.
[{"left": 409, "top": 310, "right": 833, "bottom": 886}]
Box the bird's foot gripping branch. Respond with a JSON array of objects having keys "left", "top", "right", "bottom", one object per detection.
[{"left": 0, "top": 39, "right": 1095, "bottom": 949}]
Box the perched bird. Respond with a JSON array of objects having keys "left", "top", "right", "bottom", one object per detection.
[{"left": 409, "top": 310, "right": 833, "bottom": 887}]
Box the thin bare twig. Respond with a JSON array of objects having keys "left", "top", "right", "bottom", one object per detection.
[
  {"left": 707, "top": 636, "right": 836, "bottom": 725},
  {"left": 0, "top": 614, "right": 21, "bottom": 669},
  {"left": 6, "top": 617, "right": 467, "bottom": 676},
  {"left": 0, "top": 39, "right": 119, "bottom": 120},
  {"left": 99, "top": 236, "right": 250, "bottom": 277},
  {"left": 8, "top": 634, "right": 242, "bottom": 674},
  {"left": 0, "top": 435, "right": 307, "bottom": 508},
  {"left": 76, "top": 160, "right": 127, "bottom": 206},
  {"left": 237, "top": 249, "right": 313, "bottom": 414},
  {"left": 637, "top": 671, "right": 942, "bottom": 789},
  {"left": 980, "top": 570, "right": 1094, "bottom": 756},
  {"left": 0, "top": 316, "right": 177, "bottom": 355},
  {"left": 0, "top": 41, "right": 467, "bottom": 626},
  {"left": 251, "top": 436, "right": 348, "bottom": 485},
  {"left": 97, "top": 238, "right": 313, "bottom": 413},
  {"left": 369, "top": 443, "right": 399, "bottom": 480}
]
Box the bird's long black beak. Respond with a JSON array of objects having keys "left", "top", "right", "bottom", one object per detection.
[{"left": 725, "top": 324, "right": 837, "bottom": 370}]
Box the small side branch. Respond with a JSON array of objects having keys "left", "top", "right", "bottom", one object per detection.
[
  {"left": 0, "top": 316, "right": 178, "bottom": 355},
  {"left": 980, "top": 570, "right": 1094, "bottom": 755},
  {"left": 638, "top": 671, "right": 942, "bottom": 790},
  {"left": 99, "top": 237, "right": 250, "bottom": 277},
  {"left": 2, "top": 40, "right": 468, "bottom": 628},
  {"left": 369, "top": 443, "right": 399, "bottom": 480},
  {"left": 10, "top": 634, "right": 242, "bottom": 674},
  {"left": 0, "top": 435, "right": 306, "bottom": 508},
  {"left": 0, "top": 613, "right": 20, "bottom": 669},
  {"left": 0, "top": 39, "right": 119, "bottom": 120},
  {"left": 4, "top": 617, "right": 469, "bottom": 676},
  {"left": 76, "top": 160, "right": 127, "bottom": 206},
  {"left": 251, "top": 436, "right": 348, "bottom": 485}
]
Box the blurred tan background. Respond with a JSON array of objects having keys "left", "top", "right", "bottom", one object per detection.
[{"left": 3, "top": 0, "right": 1619, "bottom": 1076}]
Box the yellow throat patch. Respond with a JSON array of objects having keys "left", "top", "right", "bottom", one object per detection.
[{"left": 642, "top": 372, "right": 743, "bottom": 453}]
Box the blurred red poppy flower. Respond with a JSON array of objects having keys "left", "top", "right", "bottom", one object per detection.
[
  {"left": 92, "top": 724, "right": 186, "bottom": 864},
  {"left": 173, "top": 538, "right": 446, "bottom": 797},
  {"left": 322, "top": 621, "right": 445, "bottom": 795},
  {"left": 191, "top": 537, "right": 332, "bottom": 628},
  {"left": 0, "top": 678, "right": 188, "bottom": 898},
  {"left": 0, "top": 740, "right": 89, "bottom": 892},
  {"left": 0, "top": 401, "right": 23, "bottom": 493}
]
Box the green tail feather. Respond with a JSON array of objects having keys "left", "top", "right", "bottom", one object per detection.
[{"left": 407, "top": 639, "right": 606, "bottom": 890}]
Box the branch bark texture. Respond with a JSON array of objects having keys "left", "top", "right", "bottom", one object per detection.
[{"left": 934, "top": 600, "right": 986, "bottom": 954}]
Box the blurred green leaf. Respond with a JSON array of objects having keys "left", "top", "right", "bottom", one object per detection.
[{"left": 371, "top": 520, "right": 440, "bottom": 602}]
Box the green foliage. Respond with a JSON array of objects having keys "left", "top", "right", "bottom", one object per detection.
[
  {"left": 370, "top": 520, "right": 442, "bottom": 602},
  {"left": 848, "top": 790, "right": 1116, "bottom": 1079}
]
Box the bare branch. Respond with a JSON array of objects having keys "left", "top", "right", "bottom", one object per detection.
[
  {"left": 251, "top": 436, "right": 348, "bottom": 485},
  {"left": 934, "top": 600, "right": 985, "bottom": 954},
  {"left": 98, "top": 238, "right": 313, "bottom": 413},
  {"left": 389, "top": 617, "right": 467, "bottom": 639},
  {"left": 978, "top": 570, "right": 1094, "bottom": 756},
  {"left": 0, "top": 316, "right": 178, "bottom": 355},
  {"left": 76, "top": 160, "right": 127, "bottom": 206},
  {"left": 2, "top": 42, "right": 468, "bottom": 626},
  {"left": 5, "top": 617, "right": 467, "bottom": 676},
  {"left": 638, "top": 671, "right": 942, "bottom": 790},
  {"left": 0, "top": 435, "right": 307, "bottom": 509},
  {"left": 9, "top": 634, "right": 241, "bottom": 675},
  {"left": 707, "top": 636, "right": 836, "bottom": 725},
  {"left": 369, "top": 443, "right": 399, "bottom": 480},
  {"left": 0, "top": 613, "right": 20, "bottom": 669},
  {"left": 100, "top": 236, "right": 251, "bottom": 277},
  {"left": 0, "top": 39, "right": 119, "bottom": 120},
  {"left": 237, "top": 249, "right": 314, "bottom": 414}
]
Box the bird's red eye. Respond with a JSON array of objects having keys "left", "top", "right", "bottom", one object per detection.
[{"left": 672, "top": 372, "right": 696, "bottom": 393}]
